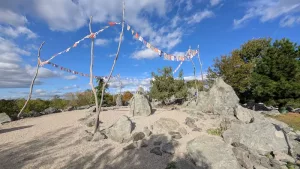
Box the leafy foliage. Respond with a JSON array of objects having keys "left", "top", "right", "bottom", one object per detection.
[
  {"left": 122, "top": 91, "right": 133, "bottom": 103},
  {"left": 207, "top": 38, "right": 300, "bottom": 107},
  {"left": 150, "top": 67, "right": 187, "bottom": 102}
]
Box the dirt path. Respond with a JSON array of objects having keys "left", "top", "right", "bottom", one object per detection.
[{"left": 0, "top": 107, "right": 214, "bottom": 169}]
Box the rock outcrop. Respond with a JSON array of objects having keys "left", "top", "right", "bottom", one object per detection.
[
  {"left": 0, "top": 113, "right": 11, "bottom": 124},
  {"left": 116, "top": 94, "right": 123, "bottom": 106},
  {"left": 152, "top": 118, "right": 180, "bottom": 134},
  {"left": 223, "top": 121, "right": 288, "bottom": 155},
  {"left": 40, "top": 107, "right": 61, "bottom": 115},
  {"left": 106, "top": 115, "right": 133, "bottom": 143},
  {"left": 234, "top": 105, "right": 254, "bottom": 123},
  {"left": 187, "top": 135, "right": 241, "bottom": 169},
  {"left": 130, "top": 88, "right": 152, "bottom": 117},
  {"left": 196, "top": 78, "right": 239, "bottom": 116}
]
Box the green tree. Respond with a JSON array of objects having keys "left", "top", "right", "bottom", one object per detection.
[
  {"left": 150, "top": 67, "right": 187, "bottom": 103},
  {"left": 251, "top": 39, "right": 300, "bottom": 106},
  {"left": 207, "top": 38, "right": 300, "bottom": 107},
  {"left": 207, "top": 50, "right": 254, "bottom": 102}
]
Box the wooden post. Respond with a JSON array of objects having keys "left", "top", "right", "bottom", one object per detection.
[
  {"left": 197, "top": 45, "right": 204, "bottom": 90},
  {"left": 93, "top": 0, "right": 125, "bottom": 134},
  {"left": 18, "top": 42, "right": 45, "bottom": 119},
  {"left": 189, "top": 46, "right": 198, "bottom": 103},
  {"left": 88, "top": 16, "right": 101, "bottom": 134}
]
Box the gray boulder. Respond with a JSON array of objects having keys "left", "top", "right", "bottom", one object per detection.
[
  {"left": 150, "top": 147, "right": 162, "bottom": 156},
  {"left": 196, "top": 78, "right": 239, "bottom": 116},
  {"left": 106, "top": 115, "right": 133, "bottom": 143},
  {"left": 162, "top": 142, "right": 176, "bottom": 154},
  {"left": 116, "top": 94, "right": 123, "bottom": 106},
  {"left": 65, "top": 106, "right": 75, "bottom": 111},
  {"left": 223, "top": 121, "right": 288, "bottom": 155},
  {"left": 187, "top": 135, "right": 241, "bottom": 169},
  {"left": 77, "top": 105, "right": 90, "bottom": 110},
  {"left": 152, "top": 118, "right": 180, "bottom": 134},
  {"left": 132, "top": 132, "right": 145, "bottom": 141},
  {"left": 0, "top": 113, "right": 11, "bottom": 124},
  {"left": 40, "top": 107, "right": 60, "bottom": 115},
  {"left": 130, "top": 93, "right": 152, "bottom": 117},
  {"left": 234, "top": 105, "right": 254, "bottom": 123}
]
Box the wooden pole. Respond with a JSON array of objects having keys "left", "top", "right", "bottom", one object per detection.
[
  {"left": 88, "top": 16, "right": 101, "bottom": 134},
  {"left": 188, "top": 46, "right": 198, "bottom": 103},
  {"left": 18, "top": 42, "right": 45, "bottom": 119},
  {"left": 197, "top": 45, "right": 204, "bottom": 90},
  {"left": 93, "top": 0, "right": 125, "bottom": 134}
]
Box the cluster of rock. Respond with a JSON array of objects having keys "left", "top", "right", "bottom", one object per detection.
[{"left": 184, "top": 78, "right": 300, "bottom": 169}]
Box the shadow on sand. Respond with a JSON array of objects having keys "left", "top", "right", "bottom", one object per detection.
[{"left": 0, "top": 126, "right": 211, "bottom": 169}]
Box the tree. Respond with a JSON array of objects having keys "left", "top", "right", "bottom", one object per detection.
[
  {"left": 122, "top": 91, "right": 133, "bottom": 103},
  {"left": 207, "top": 38, "right": 300, "bottom": 107},
  {"left": 150, "top": 67, "right": 187, "bottom": 103},
  {"left": 251, "top": 39, "right": 300, "bottom": 106},
  {"left": 95, "top": 78, "right": 108, "bottom": 101},
  {"left": 207, "top": 50, "right": 254, "bottom": 102}
]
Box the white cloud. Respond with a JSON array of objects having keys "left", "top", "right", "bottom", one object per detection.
[
  {"left": 108, "top": 77, "right": 152, "bottom": 93},
  {"left": 114, "top": 35, "right": 124, "bottom": 42},
  {"left": 132, "top": 48, "right": 158, "bottom": 59},
  {"left": 64, "top": 75, "right": 78, "bottom": 80},
  {"left": 280, "top": 15, "right": 300, "bottom": 27},
  {"left": 234, "top": 0, "right": 300, "bottom": 28},
  {"left": 62, "top": 84, "right": 80, "bottom": 90},
  {"left": 0, "top": 37, "right": 58, "bottom": 88},
  {"left": 173, "top": 51, "right": 186, "bottom": 56},
  {"left": 210, "top": 0, "right": 222, "bottom": 6},
  {"left": 0, "top": 25, "right": 38, "bottom": 39},
  {"left": 95, "top": 39, "right": 110, "bottom": 46},
  {"left": 0, "top": 9, "right": 28, "bottom": 26},
  {"left": 185, "top": 10, "right": 214, "bottom": 24}
]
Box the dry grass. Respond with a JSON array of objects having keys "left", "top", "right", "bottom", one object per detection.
[{"left": 272, "top": 113, "right": 300, "bottom": 131}]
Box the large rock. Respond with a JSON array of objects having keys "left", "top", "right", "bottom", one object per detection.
[
  {"left": 130, "top": 93, "right": 152, "bottom": 117},
  {"left": 234, "top": 105, "right": 254, "bottom": 123},
  {"left": 152, "top": 118, "right": 180, "bottom": 134},
  {"left": 77, "top": 105, "right": 90, "bottom": 110},
  {"left": 0, "top": 113, "right": 11, "bottom": 124},
  {"left": 106, "top": 115, "right": 133, "bottom": 143},
  {"left": 187, "top": 135, "right": 241, "bottom": 169},
  {"left": 40, "top": 107, "right": 60, "bottom": 115},
  {"left": 116, "top": 94, "right": 123, "bottom": 106},
  {"left": 196, "top": 78, "right": 239, "bottom": 115},
  {"left": 223, "top": 121, "right": 288, "bottom": 155}
]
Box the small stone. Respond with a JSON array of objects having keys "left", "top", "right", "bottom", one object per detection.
[
  {"left": 92, "top": 132, "right": 107, "bottom": 141},
  {"left": 150, "top": 147, "right": 162, "bottom": 156},
  {"left": 123, "top": 142, "right": 137, "bottom": 150},
  {"left": 178, "top": 127, "right": 187, "bottom": 136},
  {"left": 132, "top": 132, "right": 145, "bottom": 141},
  {"left": 143, "top": 127, "right": 152, "bottom": 136},
  {"left": 162, "top": 142, "right": 175, "bottom": 154},
  {"left": 137, "top": 139, "right": 148, "bottom": 149},
  {"left": 169, "top": 131, "right": 182, "bottom": 139},
  {"left": 154, "top": 141, "right": 162, "bottom": 146},
  {"left": 192, "top": 128, "right": 202, "bottom": 132}
]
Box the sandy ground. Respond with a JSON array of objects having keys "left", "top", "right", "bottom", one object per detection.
[{"left": 0, "top": 107, "right": 221, "bottom": 169}]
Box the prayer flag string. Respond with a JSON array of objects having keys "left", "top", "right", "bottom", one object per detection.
[{"left": 39, "top": 22, "right": 121, "bottom": 66}]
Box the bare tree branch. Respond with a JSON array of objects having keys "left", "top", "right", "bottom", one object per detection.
[
  {"left": 93, "top": 0, "right": 125, "bottom": 134},
  {"left": 197, "top": 45, "right": 204, "bottom": 90},
  {"left": 18, "top": 41, "right": 45, "bottom": 118},
  {"left": 87, "top": 16, "right": 100, "bottom": 135}
]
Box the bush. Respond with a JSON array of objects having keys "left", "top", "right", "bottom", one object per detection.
[{"left": 150, "top": 67, "right": 187, "bottom": 103}]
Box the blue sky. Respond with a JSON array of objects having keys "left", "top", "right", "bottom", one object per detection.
[{"left": 0, "top": 0, "right": 300, "bottom": 99}]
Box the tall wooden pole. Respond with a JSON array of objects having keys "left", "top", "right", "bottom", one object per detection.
[
  {"left": 197, "top": 45, "right": 204, "bottom": 90},
  {"left": 18, "top": 42, "right": 45, "bottom": 118},
  {"left": 93, "top": 0, "right": 125, "bottom": 134},
  {"left": 88, "top": 16, "right": 100, "bottom": 135}
]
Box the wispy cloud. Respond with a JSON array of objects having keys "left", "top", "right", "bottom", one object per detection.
[
  {"left": 234, "top": 0, "right": 300, "bottom": 28},
  {"left": 95, "top": 39, "right": 110, "bottom": 46}
]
